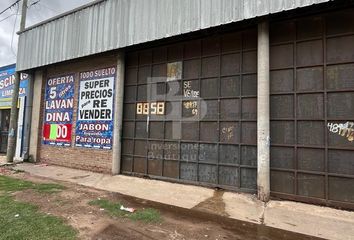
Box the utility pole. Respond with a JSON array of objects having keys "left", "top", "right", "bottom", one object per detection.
[{"left": 7, "top": 0, "right": 28, "bottom": 163}]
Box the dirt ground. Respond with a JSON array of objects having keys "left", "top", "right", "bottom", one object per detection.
[{"left": 0, "top": 167, "right": 322, "bottom": 240}]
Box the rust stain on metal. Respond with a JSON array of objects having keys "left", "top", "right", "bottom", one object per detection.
[{"left": 167, "top": 62, "right": 182, "bottom": 82}]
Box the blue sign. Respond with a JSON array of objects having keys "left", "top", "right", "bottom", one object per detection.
[
  {"left": 43, "top": 74, "right": 75, "bottom": 147},
  {"left": 0, "top": 64, "right": 28, "bottom": 108}
]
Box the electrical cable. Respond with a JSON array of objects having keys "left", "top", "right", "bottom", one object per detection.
[
  {"left": 0, "top": 0, "right": 20, "bottom": 16},
  {"left": 29, "top": 0, "right": 40, "bottom": 7},
  {"left": 0, "top": 13, "right": 18, "bottom": 23}
]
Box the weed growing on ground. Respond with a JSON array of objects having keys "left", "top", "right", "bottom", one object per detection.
[
  {"left": 0, "top": 175, "right": 34, "bottom": 192},
  {"left": 0, "top": 175, "right": 76, "bottom": 240},
  {"left": 0, "top": 175, "right": 65, "bottom": 194},
  {"left": 33, "top": 183, "right": 66, "bottom": 193},
  {"left": 129, "top": 208, "right": 161, "bottom": 223},
  {"left": 0, "top": 195, "right": 77, "bottom": 240},
  {"left": 89, "top": 199, "right": 162, "bottom": 223},
  {"left": 89, "top": 199, "right": 125, "bottom": 217}
]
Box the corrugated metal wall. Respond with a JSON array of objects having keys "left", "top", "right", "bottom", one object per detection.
[
  {"left": 17, "top": 0, "right": 331, "bottom": 71},
  {"left": 121, "top": 27, "right": 259, "bottom": 191}
]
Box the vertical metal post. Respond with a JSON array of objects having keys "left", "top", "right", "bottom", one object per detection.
[
  {"left": 112, "top": 51, "right": 125, "bottom": 175},
  {"left": 7, "top": 0, "right": 28, "bottom": 162},
  {"left": 257, "top": 20, "right": 270, "bottom": 202},
  {"left": 22, "top": 72, "right": 33, "bottom": 160}
]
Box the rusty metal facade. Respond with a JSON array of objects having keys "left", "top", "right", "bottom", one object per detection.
[
  {"left": 121, "top": 28, "right": 258, "bottom": 192},
  {"left": 269, "top": 9, "right": 354, "bottom": 209},
  {"left": 16, "top": 0, "right": 331, "bottom": 71},
  {"left": 120, "top": 7, "right": 354, "bottom": 209}
]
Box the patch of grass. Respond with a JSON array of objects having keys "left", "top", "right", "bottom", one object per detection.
[
  {"left": 0, "top": 175, "right": 34, "bottom": 192},
  {"left": 0, "top": 195, "right": 77, "bottom": 240},
  {"left": 0, "top": 175, "right": 65, "bottom": 194},
  {"left": 89, "top": 199, "right": 162, "bottom": 223},
  {"left": 130, "top": 208, "right": 161, "bottom": 223},
  {"left": 34, "top": 183, "right": 66, "bottom": 193},
  {"left": 88, "top": 199, "right": 125, "bottom": 217}
]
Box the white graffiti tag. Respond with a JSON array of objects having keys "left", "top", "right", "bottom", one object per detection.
[{"left": 327, "top": 122, "right": 354, "bottom": 142}]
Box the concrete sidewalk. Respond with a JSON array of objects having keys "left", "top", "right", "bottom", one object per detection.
[
  {"left": 0, "top": 155, "right": 21, "bottom": 167},
  {"left": 10, "top": 163, "right": 354, "bottom": 240},
  {"left": 0, "top": 155, "right": 8, "bottom": 166}
]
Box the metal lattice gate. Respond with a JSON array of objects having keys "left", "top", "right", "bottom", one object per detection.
[
  {"left": 270, "top": 9, "right": 354, "bottom": 209},
  {"left": 121, "top": 28, "right": 258, "bottom": 192}
]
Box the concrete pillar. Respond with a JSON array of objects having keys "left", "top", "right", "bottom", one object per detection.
[
  {"left": 257, "top": 20, "right": 270, "bottom": 202},
  {"left": 29, "top": 70, "right": 44, "bottom": 162},
  {"left": 112, "top": 51, "right": 125, "bottom": 175},
  {"left": 6, "top": 71, "right": 21, "bottom": 162}
]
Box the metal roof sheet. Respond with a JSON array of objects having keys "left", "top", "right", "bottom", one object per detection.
[{"left": 17, "top": 0, "right": 331, "bottom": 71}]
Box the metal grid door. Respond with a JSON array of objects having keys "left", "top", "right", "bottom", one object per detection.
[
  {"left": 121, "top": 28, "right": 258, "bottom": 192},
  {"left": 270, "top": 9, "right": 354, "bottom": 209}
]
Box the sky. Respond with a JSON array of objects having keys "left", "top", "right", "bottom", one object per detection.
[{"left": 0, "top": 0, "right": 93, "bottom": 66}]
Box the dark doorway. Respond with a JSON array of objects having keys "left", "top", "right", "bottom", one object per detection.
[{"left": 0, "top": 109, "right": 11, "bottom": 153}]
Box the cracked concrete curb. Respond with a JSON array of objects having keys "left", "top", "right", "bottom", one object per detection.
[
  {"left": 259, "top": 201, "right": 267, "bottom": 224},
  {"left": 223, "top": 192, "right": 354, "bottom": 240},
  {"left": 223, "top": 192, "right": 265, "bottom": 224},
  {"left": 264, "top": 201, "right": 354, "bottom": 240}
]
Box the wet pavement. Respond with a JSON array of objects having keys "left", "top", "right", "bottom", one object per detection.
[
  {"left": 94, "top": 223, "right": 324, "bottom": 240},
  {"left": 101, "top": 192, "right": 324, "bottom": 240},
  {"left": 13, "top": 163, "right": 354, "bottom": 240}
]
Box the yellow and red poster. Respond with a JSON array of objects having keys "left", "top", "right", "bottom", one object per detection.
[{"left": 43, "top": 74, "right": 75, "bottom": 146}]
